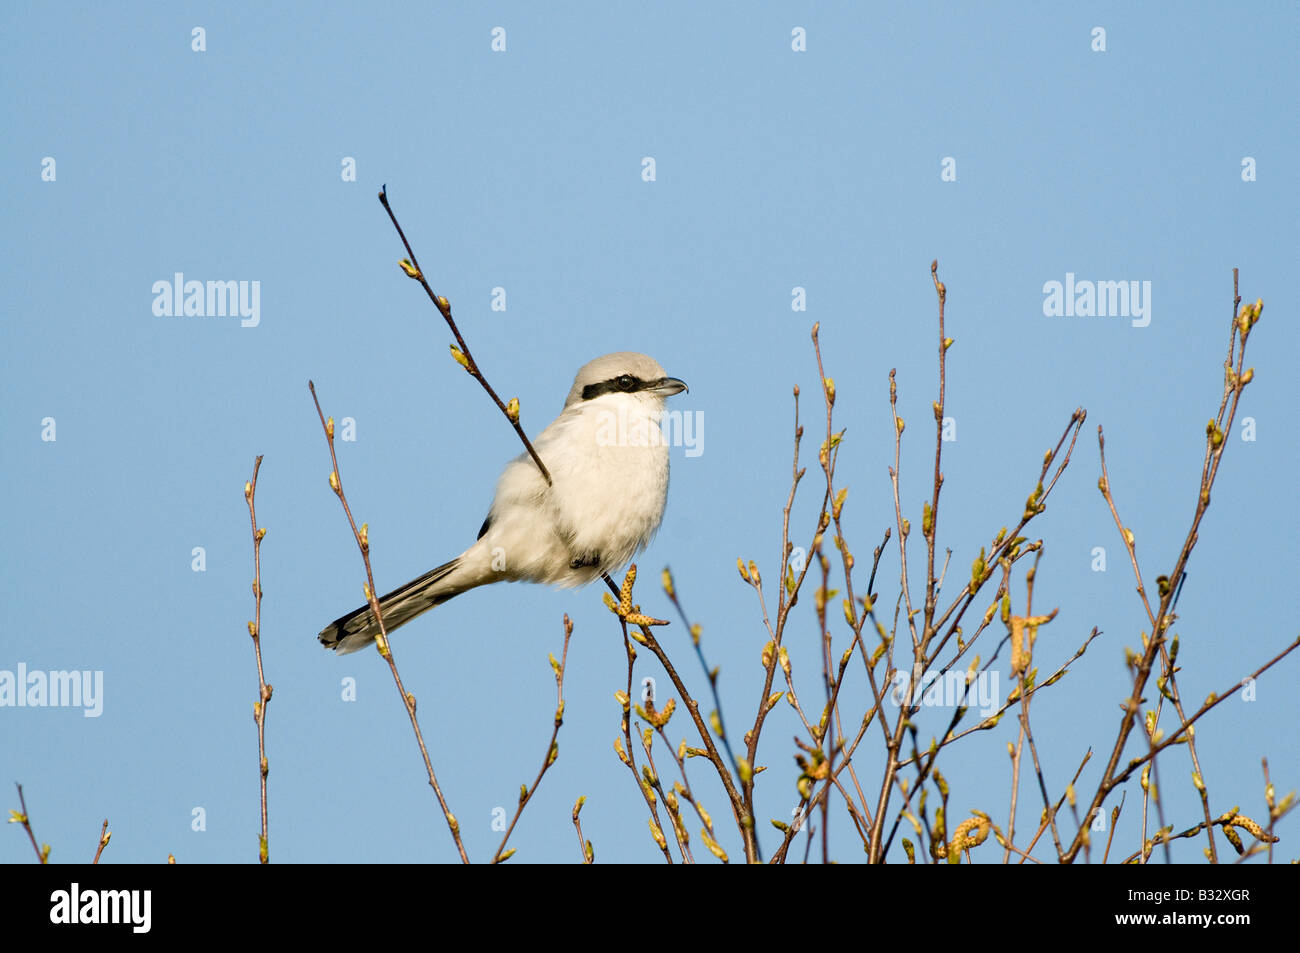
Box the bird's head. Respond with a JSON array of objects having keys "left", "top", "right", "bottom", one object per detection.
[{"left": 565, "top": 352, "right": 688, "bottom": 409}]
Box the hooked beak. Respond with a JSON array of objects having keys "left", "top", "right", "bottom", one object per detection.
[{"left": 651, "top": 376, "right": 688, "bottom": 397}]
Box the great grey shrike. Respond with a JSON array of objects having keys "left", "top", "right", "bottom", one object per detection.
[{"left": 319, "top": 352, "right": 687, "bottom": 654}]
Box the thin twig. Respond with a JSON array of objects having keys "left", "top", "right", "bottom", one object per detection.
[
  {"left": 309, "top": 381, "right": 469, "bottom": 864},
  {"left": 1096, "top": 635, "right": 1300, "bottom": 790},
  {"left": 377, "top": 186, "right": 551, "bottom": 484},
  {"left": 637, "top": 708, "right": 695, "bottom": 863},
  {"left": 613, "top": 615, "right": 674, "bottom": 863},
  {"left": 572, "top": 796, "right": 594, "bottom": 864},
  {"left": 1122, "top": 804, "right": 1281, "bottom": 864},
  {"left": 1065, "top": 278, "right": 1264, "bottom": 862},
  {"left": 603, "top": 569, "right": 754, "bottom": 861},
  {"left": 661, "top": 568, "right": 742, "bottom": 783},
  {"left": 653, "top": 717, "right": 722, "bottom": 860},
  {"left": 491, "top": 615, "right": 574, "bottom": 863},
  {"left": 1102, "top": 792, "right": 1126, "bottom": 864},
  {"left": 11, "top": 784, "right": 48, "bottom": 863},
  {"left": 92, "top": 819, "right": 110, "bottom": 864},
  {"left": 869, "top": 266, "right": 952, "bottom": 862},
  {"left": 923, "top": 261, "right": 948, "bottom": 652},
  {"left": 808, "top": 324, "right": 877, "bottom": 854},
  {"left": 243, "top": 456, "right": 272, "bottom": 864}
]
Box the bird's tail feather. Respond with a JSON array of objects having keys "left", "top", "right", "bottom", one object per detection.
[{"left": 319, "top": 558, "right": 462, "bottom": 654}]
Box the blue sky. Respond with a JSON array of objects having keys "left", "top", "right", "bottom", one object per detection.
[{"left": 2, "top": 2, "right": 1297, "bottom": 864}]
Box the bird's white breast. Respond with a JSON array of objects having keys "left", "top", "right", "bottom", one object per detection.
[{"left": 482, "top": 391, "right": 671, "bottom": 588}]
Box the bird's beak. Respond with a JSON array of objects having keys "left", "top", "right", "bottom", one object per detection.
[{"left": 651, "top": 377, "right": 688, "bottom": 397}]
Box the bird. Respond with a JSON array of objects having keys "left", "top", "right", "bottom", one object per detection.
[{"left": 319, "top": 351, "right": 688, "bottom": 654}]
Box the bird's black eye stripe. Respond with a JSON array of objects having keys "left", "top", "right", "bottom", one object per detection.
[{"left": 582, "top": 374, "right": 646, "bottom": 400}]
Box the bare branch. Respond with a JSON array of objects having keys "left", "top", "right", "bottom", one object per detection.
[{"left": 309, "top": 382, "right": 469, "bottom": 863}]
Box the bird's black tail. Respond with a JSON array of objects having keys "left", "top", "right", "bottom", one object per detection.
[{"left": 318, "top": 559, "right": 461, "bottom": 654}]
